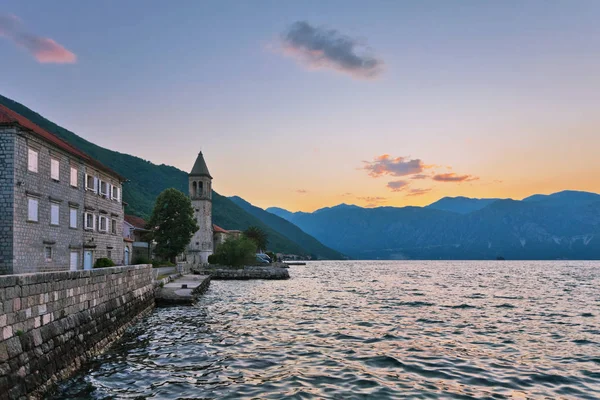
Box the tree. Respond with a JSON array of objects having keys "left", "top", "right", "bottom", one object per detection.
[
  {"left": 213, "top": 236, "right": 257, "bottom": 267},
  {"left": 148, "top": 188, "right": 198, "bottom": 261},
  {"left": 244, "top": 226, "right": 268, "bottom": 252}
]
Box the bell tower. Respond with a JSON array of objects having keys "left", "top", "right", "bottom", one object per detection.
[{"left": 188, "top": 151, "right": 213, "bottom": 265}]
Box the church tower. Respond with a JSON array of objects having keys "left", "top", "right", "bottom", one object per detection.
[{"left": 188, "top": 152, "right": 213, "bottom": 265}]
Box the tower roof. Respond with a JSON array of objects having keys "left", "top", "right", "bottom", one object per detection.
[{"left": 190, "top": 151, "right": 212, "bottom": 178}]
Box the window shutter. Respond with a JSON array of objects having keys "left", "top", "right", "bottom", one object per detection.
[
  {"left": 28, "top": 149, "right": 38, "bottom": 172},
  {"left": 116, "top": 187, "right": 121, "bottom": 202},
  {"left": 51, "top": 159, "right": 60, "bottom": 180},
  {"left": 70, "top": 167, "right": 77, "bottom": 187},
  {"left": 93, "top": 177, "right": 99, "bottom": 193}
]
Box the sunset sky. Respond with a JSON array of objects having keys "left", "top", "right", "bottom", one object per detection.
[{"left": 2, "top": 1, "right": 600, "bottom": 212}]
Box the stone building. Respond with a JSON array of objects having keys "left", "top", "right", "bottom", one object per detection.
[
  {"left": 123, "top": 214, "right": 152, "bottom": 262},
  {"left": 0, "top": 104, "right": 126, "bottom": 275},
  {"left": 187, "top": 152, "right": 214, "bottom": 265},
  {"left": 213, "top": 224, "right": 242, "bottom": 248}
]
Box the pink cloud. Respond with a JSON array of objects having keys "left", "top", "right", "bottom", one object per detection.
[
  {"left": 0, "top": 14, "right": 76, "bottom": 64},
  {"left": 357, "top": 196, "right": 387, "bottom": 207},
  {"left": 386, "top": 180, "right": 409, "bottom": 192},
  {"left": 406, "top": 188, "right": 432, "bottom": 196},
  {"left": 296, "top": 189, "right": 308, "bottom": 194},
  {"left": 432, "top": 173, "right": 479, "bottom": 182},
  {"left": 363, "top": 154, "right": 427, "bottom": 178}
]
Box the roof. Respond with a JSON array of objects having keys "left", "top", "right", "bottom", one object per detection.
[
  {"left": 125, "top": 215, "right": 148, "bottom": 229},
  {"left": 0, "top": 104, "right": 125, "bottom": 181},
  {"left": 190, "top": 151, "right": 212, "bottom": 178},
  {"left": 213, "top": 224, "right": 228, "bottom": 233}
]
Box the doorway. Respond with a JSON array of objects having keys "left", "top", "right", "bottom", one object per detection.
[
  {"left": 84, "top": 250, "right": 93, "bottom": 270},
  {"left": 70, "top": 251, "right": 79, "bottom": 271}
]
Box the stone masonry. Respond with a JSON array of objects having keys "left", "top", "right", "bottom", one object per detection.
[
  {"left": 0, "top": 105, "right": 126, "bottom": 274},
  {"left": 0, "top": 127, "right": 15, "bottom": 275},
  {"left": 0, "top": 264, "right": 155, "bottom": 399}
]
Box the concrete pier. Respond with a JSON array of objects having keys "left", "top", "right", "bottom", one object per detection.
[{"left": 155, "top": 274, "right": 211, "bottom": 306}]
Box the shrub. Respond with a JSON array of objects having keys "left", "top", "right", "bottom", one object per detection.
[
  {"left": 213, "top": 236, "right": 257, "bottom": 267},
  {"left": 132, "top": 256, "right": 150, "bottom": 265},
  {"left": 207, "top": 254, "right": 219, "bottom": 264},
  {"left": 94, "top": 257, "right": 115, "bottom": 268},
  {"left": 266, "top": 251, "right": 277, "bottom": 262}
]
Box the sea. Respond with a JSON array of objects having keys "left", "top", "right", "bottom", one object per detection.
[{"left": 52, "top": 261, "right": 600, "bottom": 399}]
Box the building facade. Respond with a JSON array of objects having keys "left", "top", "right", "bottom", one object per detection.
[
  {"left": 0, "top": 105, "right": 126, "bottom": 275},
  {"left": 187, "top": 152, "right": 214, "bottom": 265}
]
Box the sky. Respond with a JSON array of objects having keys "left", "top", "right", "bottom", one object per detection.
[{"left": 2, "top": 1, "right": 600, "bottom": 212}]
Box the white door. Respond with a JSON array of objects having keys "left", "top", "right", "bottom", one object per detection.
[
  {"left": 124, "top": 247, "right": 130, "bottom": 265},
  {"left": 70, "top": 251, "right": 79, "bottom": 271},
  {"left": 84, "top": 250, "right": 93, "bottom": 270}
]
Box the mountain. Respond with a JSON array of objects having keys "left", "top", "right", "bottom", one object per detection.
[
  {"left": 426, "top": 196, "right": 501, "bottom": 214},
  {"left": 229, "top": 197, "right": 344, "bottom": 259},
  {"left": 0, "top": 94, "right": 317, "bottom": 256},
  {"left": 267, "top": 191, "right": 600, "bottom": 260}
]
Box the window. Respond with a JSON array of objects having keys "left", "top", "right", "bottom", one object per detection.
[
  {"left": 70, "top": 166, "right": 78, "bottom": 187},
  {"left": 107, "top": 250, "right": 112, "bottom": 259},
  {"left": 111, "top": 219, "right": 117, "bottom": 234},
  {"left": 50, "top": 203, "right": 59, "bottom": 225},
  {"left": 50, "top": 158, "right": 60, "bottom": 180},
  {"left": 99, "top": 180, "right": 108, "bottom": 197},
  {"left": 99, "top": 216, "right": 108, "bottom": 232},
  {"left": 85, "top": 174, "right": 97, "bottom": 192},
  {"left": 111, "top": 185, "right": 120, "bottom": 201},
  {"left": 84, "top": 212, "right": 95, "bottom": 230},
  {"left": 27, "top": 198, "right": 39, "bottom": 222},
  {"left": 28, "top": 148, "right": 38, "bottom": 173},
  {"left": 70, "top": 208, "right": 77, "bottom": 228},
  {"left": 45, "top": 246, "right": 52, "bottom": 262}
]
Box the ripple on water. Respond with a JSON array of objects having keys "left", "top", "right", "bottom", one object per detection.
[{"left": 52, "top": 261, "right": 600, "bottom": 400}]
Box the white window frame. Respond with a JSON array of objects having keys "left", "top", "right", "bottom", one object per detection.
[
  {"left": 99, "top": 215, "right": 109, "bottom": 232},
  {"left": 50, "top": 203, "right": 59, "bottom": 226},
  {"left": 50, "top": 158, "right": 60, "bottom": 181},
  {"left": 27, "top": 197, "right": 39, "bottom": 222},
  {"left": 84, "top": 212, "right": 95, "bottom": 230},
  {"left": 45, "top": 246, "right": 52, "bottom": 262},
  {"left": 70, "top": 166, "right": 78, "bottom": 187},
  {"left": 28, "top": 148, "right": 38, "bottom": 173},
  {"left": 69, "top": 208, "right": 78, "bottom": 229},
  {"left": 99, "top": 180, "right": 108, "bottom": 197},
  {"left": 85, "top": 174, "right": 97, "bottom": 192}
]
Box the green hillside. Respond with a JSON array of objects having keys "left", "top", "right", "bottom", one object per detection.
[
  {"left": 230, "top": 196, "right": 345, "bottom": 259},
  {"left": 0, "top": 94, "right": 310, "bottom": 256}
]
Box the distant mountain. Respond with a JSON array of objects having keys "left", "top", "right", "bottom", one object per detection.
[
  {"left": 0, "top": 94, "right": 314, "bottom": 256},
  {"left": 426, "top": 196, "right": 501, "bottom": 214},
  {"left": 229, "top": 197, "right": 344, "bottom": 259},
  {"left": 523, "top": 190, "right": 600, "bottom": 206},
  {"left": 267, "top": 191, "right": 600, "bottom": 260}
]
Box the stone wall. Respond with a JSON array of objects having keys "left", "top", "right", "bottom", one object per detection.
[
  {"left": 195, "top": 265, "right": 290, "bottom": 280},
  {"left": 13, "top": 131, "right": 86, "bottom": 274},
  {"left": 0, "top": 264, "right": 154, "bottom": 399},
  {"left": 0, "top": 127, "right": 15, "bottom": 275}
]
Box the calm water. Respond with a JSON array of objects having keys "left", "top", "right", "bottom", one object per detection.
[{"left": 53, "top": 261, "right": 600, "bottom": 399}]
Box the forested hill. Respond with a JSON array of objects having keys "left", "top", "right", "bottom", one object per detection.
[{"left": 0, "top": 94, "right": 331, "bottom": 257}]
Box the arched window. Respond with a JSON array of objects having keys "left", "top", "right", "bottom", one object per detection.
[
  {"left": 199, "top": 181, "right": 204, "bottom": 196},
  {"left": 192, "top": 181, "right": 197, "bottom": 197}
]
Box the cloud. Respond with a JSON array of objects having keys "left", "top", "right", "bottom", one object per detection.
[
  {"left": 340, "top": 192, "right": 353, "bottom": 197},
  {"left": 411, "top": 174, "right": 430, "bottom": 180},
  {"left": 386, "top": 180, "right": 409, "bottom": 192},
  {"left": 357, "top": 196, "right": 387, "bottom": 207},
  {"left": 296, "top": 189, "right": 308, "bottom": 194},
  {"left": 432, "top": 173, "right": 479, "bottom": 182},
  {"left": 406, "top": 188, "right": 432, "bottom": 196},
  {"left": 0, "top": 14, "right": 76, "bottom": 64},
  {"left": 280, "top": 21, "right": 383, "bottom": 79},
  {"left": 363, "top": 155, "right": 426, "bottom": 178}
]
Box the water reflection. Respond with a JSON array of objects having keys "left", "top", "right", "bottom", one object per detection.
[{"left": 53, "top": 261, "right": 600, "bottom": 399}]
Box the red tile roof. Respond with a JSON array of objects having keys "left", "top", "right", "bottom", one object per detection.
[
  {"left": 125, "top": 215, "right": 147, "bottom": 229},
  {"left": 213, "top": 224, "right": 229, "bottom": 233},
  {"left": 0, "top": 104, "right": 125, "bottom": 180}
]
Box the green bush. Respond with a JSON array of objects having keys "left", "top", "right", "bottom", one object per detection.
[
  {"left": 266, "top": 251, "right": 277, "bottom": 262},
  {"left": 151, "top": 260, "right": 176, "bottom": 268},
  {"left": 213, "top": 236, "right": 257, "bottom": 267},
  {"left": 132, "top": 256, "right": 150, "bottom": 265},
  {"left": 207, "top": 254, "right": 219, "bottom": 264},
  {"left": 94, "top": 257, "right": 115, "bottom": 268}
]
